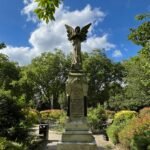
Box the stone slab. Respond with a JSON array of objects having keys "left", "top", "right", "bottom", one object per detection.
[
  {"left": 65, "top": 118, "right": 89, "bottom": 131},
  {"left": 61, "top": 131, "right": 95, "bottom": 142},
  {"left": 57, "top": 142, "right": 97, "bottom": 150}
]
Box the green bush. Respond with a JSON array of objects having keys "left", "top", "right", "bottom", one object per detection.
[
  {"left": 118, "top": 111, "right": 150, "bottom": 150},
  {"left": 0, "top": 137, "right": 25, "bottom": 150},
  {"left": 22, "top": 108, "right": 39, "bottom": 126},
  {"left": 40, "top": 109, "right": 65, "bottom": 121},
  {"left": 139, "top": 107, "right": 150, "bottom": 117},
  {"left": 87, "top": 104, "right": 107, "bottom": 133},
  {"left": 0, "top": 90, "right": 25, "bottom": 139},
  {"left": 106, "top": 110, "right": 137, "bottom": 144},
  {"left": 130, "top": 133, "right": 150, "bottom": 150},
  {"left": 39, "top": 109, "right": 67, "bottom": 131},
  {"left": 105, "top": 110, "right": 115, "bottom": 119}
]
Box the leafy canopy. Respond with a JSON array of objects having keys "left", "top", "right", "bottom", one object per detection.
[{"left": 34, "top": 0, "right": 62, "bottom": 23}]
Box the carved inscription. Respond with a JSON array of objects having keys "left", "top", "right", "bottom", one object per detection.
[{"left": 70, "top": 98, "right": 84, "bottom": 117}]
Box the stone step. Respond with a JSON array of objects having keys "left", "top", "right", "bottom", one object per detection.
[
  {"left": 57, "top": 142, "right": 97, "bottom": 150},
  {"left": 61, "top": 132, "right": 95, "bottom": 143}
]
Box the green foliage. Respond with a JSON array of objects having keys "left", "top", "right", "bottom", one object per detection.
[
  {"left": 139, "top": 107, "right": 150, "bottom": 117},
  {"left": 108, "top": 14, "right": 150, "bottom": 111},
  {"left": 108, "top": 99, "right": 150, "bottom": 111},
  {"left": 40, "top": 109, "right": 66, "bottom": 122},
  {"left": 105, "top": 110, "right": 115, "bottom": 119},
  {"left": 34, "top": 0, "right": 62, "bottom": 23},
  {"left": 124, "top": 53, "right": 150, "bottom": 101},
  {"left": 0, "top": 137, "right": 24, "bottom": 150},
  {"left": 87, "top": 104, "right": 107, "bottom": 133},
  {"left": 0, "top": 43, "right": 6, "bottom": 49},
  {"left": 0, "top": 90, "right": 24, "bottom": 138},
  {"left": 118, "top": 109, "right": 150, "bottom": 149},
  {"left": 22, "top": 108, "right": 39, "bottom": 126},
  {"left": 128, "top": 13, "right": 150, "bottom": 47},
  {"left": 130, "top": 133, "right": 150, "bottom": 150},
  {"left": 10, "top": 49, "right": 125, "bottom": 109},
  {"left": 26, "top": 50, "right": 68, "bottom": 109},
  {"left": 135, "top": 13, "right": 150, "bottom": 20},
  {"left": 83, "top": 50, "right": 125, "bottom": 106},
  {"left": 107, "top": 110, "right": 137, "bottom": 144},
  {"left": 0, "top": 53, "right": 20, "bottom": 92},
  {"left": 15, "top": 67, "right": 35, "bottom": 105},
  {"left": 126, "top": 14, "right": 150, "bottom": 106},
  {"left": 40, "top": 109, "right": 67, "bottom": 131}
]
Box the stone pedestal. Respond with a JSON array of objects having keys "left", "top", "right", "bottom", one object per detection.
[{"left": 57, "top": 73, "right": 97, "bottom": 150}]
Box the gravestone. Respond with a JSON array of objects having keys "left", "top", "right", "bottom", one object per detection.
[{"left": 57, "top": 24, "right": 97, "bottom": 150}]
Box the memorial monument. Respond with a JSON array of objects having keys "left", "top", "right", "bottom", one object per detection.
[{"left": 57, "top": 23, "right": 97, "bottom": 150}]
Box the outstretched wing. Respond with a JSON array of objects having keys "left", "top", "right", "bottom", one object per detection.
[
  {"left": 80, "top": 23, "right": 91, "bottom": 42},
  {"left": 65, "top": 24, "right": 74, "bottom": 41}
]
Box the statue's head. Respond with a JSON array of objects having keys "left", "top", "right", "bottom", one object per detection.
[{"left": 75, "top": 26, "right": 80, "bottom": 33}]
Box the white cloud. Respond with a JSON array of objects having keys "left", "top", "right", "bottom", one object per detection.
[
  {"left": 112, "top": 50, "right": 123, "bottom": 57},
  {"left": 1, "top": 46, "right": 33, "bottom": 65},
  {"left": 3, "top": 2, "right": 117, "bottom": 65},
  {"left": 21, "top": 0, "right": 38, "bottom": 22},
  {"left": 28, "top": 4, "right": 107, "bottom": 53},
  {"left": 82, "top": 34, "right": 115, "bottom": 52}
]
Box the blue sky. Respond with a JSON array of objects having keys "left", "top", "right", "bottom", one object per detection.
[{"left": 0, "top": 0, "right": 149, "bottom": 65}]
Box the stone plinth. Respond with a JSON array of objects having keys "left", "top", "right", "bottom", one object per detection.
[
  {"left": 57, "top": 142, "right": 97, "bottom": 150},
  {"left": 57, "top": 72, "right": 97, "bottom": 150}
]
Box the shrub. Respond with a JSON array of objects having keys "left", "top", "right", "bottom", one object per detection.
[
  {"left": 22, "top": 108, "right": 39, "bottom": 126},
  {"left": 107, "top": 110, "right": 137, "bottom": 144},
  {"left": 0, "top": 90, "right": 25, "bottom": 139},
  {"left": 87, "top": 104, "right": 107, "bottom": 133},
  {"left": 139, "top": 107, "right": 150, "bottom": 117},
  {"left": 0, "top": 137, "right": 24, "bottom": 150},
  {"left": 39, "top": 109, "right": 67, "bottom": 131},
  {"left": 56, "top": 111, "right": 67, "bottom": 127},
  {"left": 118, "top": 112, "right": 150, "bottom": 150},
  {"left": 40, "top": 109, "right": 66, "bottom": 122},
  {"left": 105, "top": 110, "right": 115, "bottom": 119}
]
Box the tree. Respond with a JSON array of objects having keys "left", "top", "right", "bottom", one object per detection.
[
  {"left": 107, "top": 51, "right": 150, "bottom": 111},
  {"left": 0, "top": 54, "right": 28, "bottom": 141},
  {"left": 15, "top": 66, "right": 35, "bottom": 105},
  {"left": 127, "top": 14, "right": 150, "bottom": 101},
  {"left": 26, "top": 50, "right": 69, "bottom": 109},
  {"left": 128, "top": 13, "right": 150, "bottom": 47},
  {"left": 0, "top": 90, "right": 24, "bottom": 139},
  {"left": 108, "top": 14, "right": 150, "bottom": 111},
  {"left": 34, "top": 0, "right": 62, "bottom": 23},
  {"left": 0, "top": 54, "right": 20, "bottom": 95},
  {"left": 83, "top": 50, "right": 125, "bottom": 106},
  {"left": 0, "top": 43, "right": 6, "bottom": 49}
]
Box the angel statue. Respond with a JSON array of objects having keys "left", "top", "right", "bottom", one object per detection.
[{"left": 65, "top": 23, "right": 91, "bottom": 72}]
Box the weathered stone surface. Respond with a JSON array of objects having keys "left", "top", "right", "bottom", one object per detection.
[
  {"left": 57, "top": 142, "right": 97, "bottom": 150},
  {"left": 61, "top": 131, "right": 95, "bottom": 143},
  {"left": 65, "top": 24, "right": 91, "bottom": 72},
  {"left": 57, "top": 72, "right": 97, "bottom": 150},
  {"left": 65, "top": 118, "right": 89, "bottom": 131},
  {"left": 56, "top": 24, "right": 97, "bottom": 150},
  {"left": 66, "top": 73, "right": 88, "bottom": 118}
]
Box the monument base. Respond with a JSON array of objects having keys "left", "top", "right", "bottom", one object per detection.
[
  {"left": 57, "top": 72, "right": 97, "bottom": 150},
  {"left": 57, "top": 142, "right": 97, "bottom": 150},
  {"left": 57, "top": 118, "right": 98, "bottom": 150}
]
